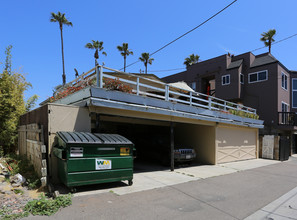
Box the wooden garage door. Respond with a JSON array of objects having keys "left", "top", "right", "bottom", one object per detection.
[{"left": 217, "top": 127, "right": 256, "bottom": 164}]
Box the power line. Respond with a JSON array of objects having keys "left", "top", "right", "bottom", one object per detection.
[
  {"left": 148, "top": 67, "right": 186, "bottom": 73},
  {"left": 150, "top": 0, "right": 238, "bottom": 56},
  {"left": 125, "top": 31, "right": 297, "bottom": 74},
  {"left": 251, "top": 33, "right": 297, "bottom": 52},
  {"left": 157, "top": 33, "right": 297, "bottom": 74},
  {"left": 124, "top": 0, "right": 238, "bottom": 70}
]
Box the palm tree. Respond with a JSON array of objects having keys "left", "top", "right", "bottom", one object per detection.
[
  {"left": 117, "top": 43, "right": 133, "bottom": 72},
  {"left": 85, "top": 40, "right": 107, "bottom": 65},
  {"left": 260, "top": 29, "right": 276, "bottom": 53},
  {"left": 139, "top": 53, "right": 154, "bottom": 74},
  {"left": 50, "top": 12, "right": 73, "bottom": 85},
  {"left": 184, "top": 54, "right": 200, "bottom": 67}
]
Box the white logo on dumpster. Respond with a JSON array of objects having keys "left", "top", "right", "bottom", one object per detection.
[{"left": 95, "top": 159, "right": 111, "bottom": 170}]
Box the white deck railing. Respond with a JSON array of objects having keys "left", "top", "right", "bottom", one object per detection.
[{"left": 56, "top": 65, "right": 258, "bottom": 117}]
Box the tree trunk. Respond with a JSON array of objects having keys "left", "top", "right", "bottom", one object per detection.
[
  {"left": 124, "top": 55, "right": 126, "bottom": 72},
  {"left": 60, "top": 25, "right": 66, "bottom": 85},
  {"left": 145, "top": 63, "right": 147, "bottom": 74}
]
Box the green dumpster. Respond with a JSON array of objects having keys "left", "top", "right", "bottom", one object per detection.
[{"left": 53, "top": 131, "right": 134, "bottom": 190}]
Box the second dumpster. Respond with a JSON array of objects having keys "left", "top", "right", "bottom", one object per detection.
[{"left": 53, "top": 131, "right": 134, "bottom": 190}]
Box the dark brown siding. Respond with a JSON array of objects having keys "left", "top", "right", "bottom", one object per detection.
[
  {"left": 216, "top": 68, "right": 240, "bottom": 100},
  {"left": 163, "top": 55, "right": 228, "bottom": 92},
  {"left": 242, "top": 63, "right": 278, "bottom": 126}
]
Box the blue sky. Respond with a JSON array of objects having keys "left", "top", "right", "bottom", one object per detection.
[{"left": 1, "top": 0, "right": 297, "bottom": 105}]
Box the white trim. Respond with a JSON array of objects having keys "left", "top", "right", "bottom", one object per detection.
[
  {"left": 248, "top": 70, "right": 268, "bottom": 84},
  {"left": 281, "top": 72, "right": 288, "bottom": 91},
  {"left": 240, "top": 73, "right": 244, "bottom": 84},
  {"left": 281, "top": 101, "right": 289, "bottom": 112},
  {"left": 222, "top": 74, "right": 230, "bottom": 86},
  {"left": 292, "top": 78, "right": 297, "bottom": 108}
]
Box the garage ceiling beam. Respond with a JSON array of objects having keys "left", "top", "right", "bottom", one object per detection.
[{"left": 99, "top": 115, "right": 171, "bottom": 126}]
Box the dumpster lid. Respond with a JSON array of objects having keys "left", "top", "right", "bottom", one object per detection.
[{"left": 56, "top": 131, "right": 133, "bottom": 145}]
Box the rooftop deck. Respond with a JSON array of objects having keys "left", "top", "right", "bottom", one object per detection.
[{"left": 52, "top": 65, "right": 264, "bottom": 128}]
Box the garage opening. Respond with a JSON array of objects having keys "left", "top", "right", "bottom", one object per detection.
[{"left": 91, "top": 113, "right": 217, "bottom": 172}]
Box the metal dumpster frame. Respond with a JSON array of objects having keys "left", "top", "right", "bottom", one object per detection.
[{"left": 53, "top": 131, "right": 134, "bottom": 189}]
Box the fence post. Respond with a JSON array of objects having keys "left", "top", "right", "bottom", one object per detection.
[
  {"left": 136, "top": 77, "right": 140, "bottom": 95},
  {"left": 99, "top": 65, "right": 103, "bottom": 88},
  {"left": 224, "top": 101, "right": 227, "bottom": 111},
  {"left": 165, "top": 85, "right": 169, "bottom": 101},
  {"left": 208, "top": 97, "right": 212, "bottom": 110},
  {"left": 189, "top": 92, "right": 192, "bottom": 106},
  {"left": 96, "top": 65, "right": 99, "bottom": 87}
]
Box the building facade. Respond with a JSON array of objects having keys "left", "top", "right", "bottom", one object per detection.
[{"left": 163, "top": 52, "right": 296, "bottom": 157}]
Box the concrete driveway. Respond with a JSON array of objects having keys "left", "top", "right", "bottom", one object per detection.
[
  {"left": 74, "top": 159, "right": 280, "bottom": 197},
  {"left": 24, "top": 157, "right": 297, "bottom": 220}
]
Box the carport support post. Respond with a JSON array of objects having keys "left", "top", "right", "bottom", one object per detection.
[{"left": 170, "top": 122, "right": 174, "bottom": 171}]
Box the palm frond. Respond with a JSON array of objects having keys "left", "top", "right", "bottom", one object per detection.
[
  {"left": 85, "top": 40, "right": 107, "bottom": 60},
  {"left": 65, "top": 21, "right": 73, "bottom": 26},
  {"left": 117, "top": 43, "right": 133, "bottom": 56},
  {"left": 85, "top": 43, "right": 94, "bottom": 49},
  {"left": 184, "top": 53, "right": 199, "bottom": 66},
  {"left": 139, "top": 53, "right": 154, "bottom": 65},
  {"left": 50, "top": 11, "right": 72, "bottom": 26},
  {"left": 260, "top": 29, "right": 276, "bottom": 43},
  {"left": 148, "top": 58, "right": 154, "bottom": 65}
]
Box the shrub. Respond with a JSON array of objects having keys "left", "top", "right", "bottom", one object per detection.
[
  {"left": 50, "top": 86, "right": 83, "bottom": 102},
  {"left": 103, "top": 78, "right": 132, "bottom": 93},
  {"left": 24, "top": 193, "right": 72, "bottom": 216}
]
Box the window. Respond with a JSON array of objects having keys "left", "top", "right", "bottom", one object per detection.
[
  {"left": 240, "top": 73, "right": 244, "bottom": 84},
  {"left": 281, "top": 72, "right": 288, "bottom": 90},
  {"left": 191, "top": 82, "right": 196, "bottom": 90},
  {"left": 222, "top": 74, "right": 230, "bottom": 85},
  {"left": 282, "top": 102, "right": 289, "bottom": 112},
  {"left": 248, "top": 70, "right": 268, "bottom": 83},
  {"left": 281, "top": 102, "right": 289, "bottom": 124},
  {"left": 292, "top": 79, "right": 297, "bottom": 108}
]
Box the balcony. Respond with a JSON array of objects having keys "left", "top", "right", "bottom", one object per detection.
[
  {"left": 278, "top": 112, "right": 297, "bottom": 126},
  {"left": 49, "top": 65, "right": 263, "bottom": 128}
]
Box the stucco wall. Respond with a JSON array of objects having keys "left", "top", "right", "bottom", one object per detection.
[
  {"left": 47, "top": 104, "right": 91, "bottom": 183},
  {"left": 20, "top": 104, "right": 91, "bottom": 183},
  {"left": 175, "top": 124, "right": 216, "bottom": 165}
]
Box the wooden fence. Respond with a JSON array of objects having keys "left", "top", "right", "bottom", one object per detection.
[{"left": 18, "top": 123, "right": 47, "bottom": 186}]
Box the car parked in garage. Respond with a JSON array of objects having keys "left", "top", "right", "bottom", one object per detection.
[
  {"left": 137, "top": 135, "right": 196, "bottom": 166},
  {"left": 174, "top": 148, "right": 196, "bottom": 163}
]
